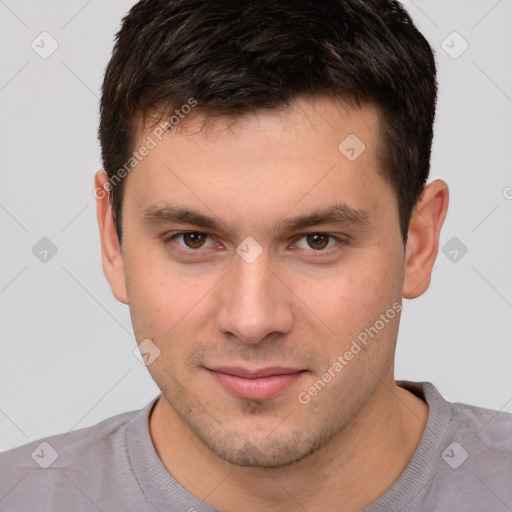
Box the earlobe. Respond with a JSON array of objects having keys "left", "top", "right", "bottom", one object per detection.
[
  {"left": 95, "top": 170, "right": 128, "bottom": 304},
  {"left": 402, "top": 179, "right": 449, "bottom": 299}
]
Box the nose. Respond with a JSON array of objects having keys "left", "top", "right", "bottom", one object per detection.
[{"left": 215, "top": 253, "right": 294, "bottom": 345}]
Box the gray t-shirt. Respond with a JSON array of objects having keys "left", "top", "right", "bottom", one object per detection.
[{"left": 1, "top": 381, "right": 511, "bottom": 511}]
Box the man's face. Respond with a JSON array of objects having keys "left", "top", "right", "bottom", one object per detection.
[{"left": 120, "top": 96, "right": 406, "bottom": 467}]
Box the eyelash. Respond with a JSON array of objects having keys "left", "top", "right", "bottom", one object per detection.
[{"left": 162, "top": 231, "right": 346, "bottom": 257}]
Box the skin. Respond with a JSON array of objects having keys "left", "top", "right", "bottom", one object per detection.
[{"left": 96, "top": 96, "right": 449, "bottom": 511}]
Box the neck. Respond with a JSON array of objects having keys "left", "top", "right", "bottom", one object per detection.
[{"left": 149, "top": 376, "right": 428, "bottom": 512}]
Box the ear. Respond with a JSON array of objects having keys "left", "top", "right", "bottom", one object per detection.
[
  {"left": 95, "top": 170, "right": 128, "bottom": 304},
  {"left": 402, "top": 179, "right": 449, "bottom": 299}
]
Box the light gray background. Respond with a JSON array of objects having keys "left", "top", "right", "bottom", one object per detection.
[{"left": 0, "top": 0, "right": 511, "bottom": 452}]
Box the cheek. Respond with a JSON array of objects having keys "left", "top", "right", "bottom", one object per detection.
[
  {"left": 290, "top": 248, "right": 403, "bottom": 347},
  {"left": 123, "top": 246, "right": 176, "bottom": 339},
  {"left": 123, "top": 247, "right": 218, "bottom": 346}
]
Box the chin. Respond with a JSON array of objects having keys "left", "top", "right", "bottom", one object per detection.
[{"left": 192, "top": 424, "right": 336, "bottom": 469}]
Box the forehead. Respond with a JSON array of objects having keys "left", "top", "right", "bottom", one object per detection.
[
  {"left": 139, "top": 95, "right": 382, "bottom": 153},
  {"left": 125, "top": 96, "right": 395, "bottom": 231}
]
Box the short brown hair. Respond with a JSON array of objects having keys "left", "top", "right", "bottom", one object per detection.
[{"left": 99, "top": 0, "right": 437, "bottom": 244}]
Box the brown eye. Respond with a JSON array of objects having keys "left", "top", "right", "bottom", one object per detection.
[
  {"left": 306, "top": 234, "right": 329, "bottom": 250},
  {"left": 182, "top": 232, "right": 208, "bottom": 249}
]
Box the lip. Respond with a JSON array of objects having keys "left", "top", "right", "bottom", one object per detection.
[{"left": 207, "top": 366, "right": 306, "bottom": 400}]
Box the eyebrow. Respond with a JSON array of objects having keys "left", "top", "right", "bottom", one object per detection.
[
  {"left": 275, "top": 204, "right": 372, "bottom": 232},
  {"left": 141, "top": 202, "right": 372, "bottom": 233},
  {"left": 141, "top": 205, "right": 232, "bottom": 233}
]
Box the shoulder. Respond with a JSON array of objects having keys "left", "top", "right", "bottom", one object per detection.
[
  {"left": 448, "top": 398, "right": 512, "bottom": 461},
  {"left": 434, "top": 388, "right": 512, "bottom": 509},
  {"left": 450, "top": 397, "right": 512, "bottom": 441},
  {"left": 0, "top": 407, "right": 137, "bottom": 468},
  {"left": 416, "top": 381, "right": 512, "bottom": 470},
  {"left": 388, "top": 381, "right": 512, "bottom": 511},
  {"left": 402, "top": 380, "right": 512, "bottom": 452},
  {"left": 0, "top": 403, "right": 153, "bottom": 511}
]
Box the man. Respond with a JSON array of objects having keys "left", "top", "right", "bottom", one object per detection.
[{"left": 1, "top": 0, "right": 511, "bottom": 510}]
